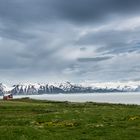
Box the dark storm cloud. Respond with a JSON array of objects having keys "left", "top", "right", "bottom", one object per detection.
[
  {"left": 55, "top": 0, "right": 140, "bottom": 23},
  {"left": 0, "top": 0, "right": 140, "bottom": 42},
  {"left": 0, "top": 0, "right": 140, "bottom": 24}
]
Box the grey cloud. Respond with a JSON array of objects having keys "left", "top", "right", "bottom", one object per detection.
[
  {"left": 0, "top": 0, "right": 140, "bottom": 83},
  {"left": 77, "top": 56, "right": 112, "bottom": 62},
  {"left": 0, "top": 27, "right": 35, "bottom": 42},
  {"left": 80, "top": 47, "right": 86, "bottom": 51},
  {"left": 76, "top": 28, "right": 140, "bottom": 55}
]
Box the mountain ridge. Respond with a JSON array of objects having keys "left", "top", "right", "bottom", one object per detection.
[{"left": 1, "top": 81, "right": 140, "bottom": 95}]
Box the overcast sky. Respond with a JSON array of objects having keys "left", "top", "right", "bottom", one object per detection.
[{"left": 1, "top": 0, "right": 140, "bottom": 84}]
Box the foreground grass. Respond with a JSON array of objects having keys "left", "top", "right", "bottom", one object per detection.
[{"left": 0, "top": 98, "right": 140, "bottom": 140}]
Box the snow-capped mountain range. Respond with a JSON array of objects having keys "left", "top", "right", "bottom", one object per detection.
[{"left": 0, "top": 81, "right": 140, "bottom": 95}]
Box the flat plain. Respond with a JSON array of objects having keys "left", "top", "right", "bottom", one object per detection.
[{"left": 0, "top": 98, "right": 140, "bottom": 140}]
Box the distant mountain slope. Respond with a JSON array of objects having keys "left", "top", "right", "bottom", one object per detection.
[{"left": 1, "top": 81, "right": 140, "bottom": 95}]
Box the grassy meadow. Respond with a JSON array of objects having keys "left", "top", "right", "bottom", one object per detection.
[{"left": 0, "top": 98, "right": 140, "bottom": 140}]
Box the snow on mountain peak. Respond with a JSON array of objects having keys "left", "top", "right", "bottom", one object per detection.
[{"left": 0, "top": 81, "right": 140, "bottom": 95}]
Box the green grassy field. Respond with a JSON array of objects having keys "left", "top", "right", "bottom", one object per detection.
[{"left": 0, "top": 98, "right": 140, "bottom": 140}]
